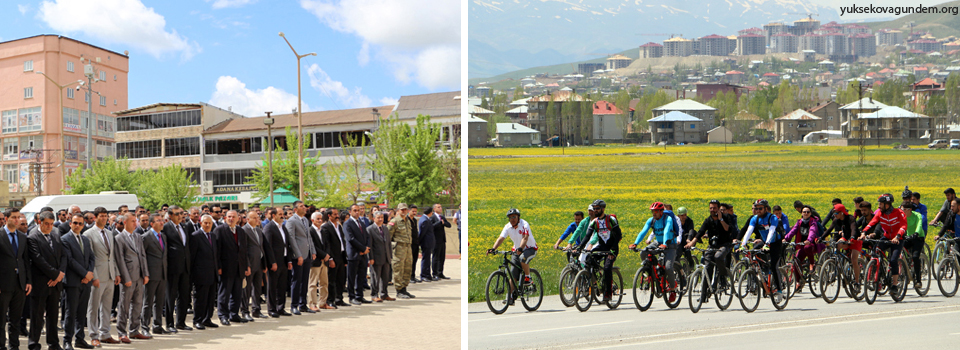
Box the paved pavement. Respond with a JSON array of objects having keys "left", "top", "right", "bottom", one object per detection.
[
  {"left": 468, "top": 287, "right": 960, "bottom": 349},
  {"left": 70, "top": 261, "right": 461, "bottom": 350}
]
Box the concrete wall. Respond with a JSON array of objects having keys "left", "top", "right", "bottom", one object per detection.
[
  {"left": 468, "top": 121, "right": 487, "bottom": 148},
  {"left": 593, "top": 115, "right": 624, "bottom": 141},
  {"left": 497, "top": 132, "right": 535, "bottom": 147}
]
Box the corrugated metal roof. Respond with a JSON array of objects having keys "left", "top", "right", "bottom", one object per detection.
[
  {"left": 858, "top": 106, "right": 930, "bottom": 119},
  {"left": 648, "top": 111, "right": 702, "bottom": 122},
  {"left": 394, "top": 91, "right": 460, "bottom": 120},
  {"left": 776, "top": 109, "right": 821, "bottom": 121},
  {"left": 652, "top": 99, "right": 716, "bottom": 111},
  {"left": 204, "top": 105, "right": 394, "bottom": 134},
  {"left": 470, "top": 105, "right": 495, "bottom": 115},
  {"left": 496, "top": 123, "right": 538, "bottom": 134},
  {"left": 468, "top": 116, "right": 487, "bottom": 123},
  {"left": 505, "top": 106, "right": 528, "bottom": 114},
  {"left": 839, "top": 97, "right": 889, "bottom": 110}
]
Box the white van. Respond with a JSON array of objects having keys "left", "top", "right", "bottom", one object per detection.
[{"left": 22, "top": 192, "right": 140, "bottom": 225}]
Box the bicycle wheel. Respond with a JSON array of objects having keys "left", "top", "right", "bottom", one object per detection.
[
  {"left": 607, "top": 268, "right": 624, "bottom": 309},
  {"left": 485, "top": 271, "right": 510, "bottom": 314},
  {"left": 772, "top": 270, "right": 791, "bottom": 310},
  {"left": 864, "top": 259, "right": 880, "bottom": 305},
  {"left": 713, "top": 269, "right": 734, "bottom": 311},
  {"left": 916, "top": 252, "right": 931, "bottom": 297},
  {"left": 937, "top": 258, "right": 959, "bottom": 297},
  {"left": 737, "top": 270, "right": 761, "bottom": 313},
  {"left": 731, "top": 260, "right": 749, "bottom": 283},
  {"left": 558, "top": 267, "right": 577, "bottom": 307},
  {"left": 632, "top": 268, "right": 654, "bottom": 311},
  {"left": 521, "top": 269, "right": 544, "bottom": 311},
  {"left": 665, "top": 268, "right": 684, "bottom": 309},
  {"left": 573, "top": 270, "right": 594, "bottom": 312},
  {"left": 892, "top": 260, "right": 908, "bottom": 302},
  {"left": 687, "top": 268, "right": 705, "bottom": 313},
  {"left": 780, "top": 262, "right": 797, "bottom": 299},
  {"left": 819, "top": 259, "right": 841, "bottom": 304},
  {"left": 808, "top": 260, "right": 822, "bottom": 298}
]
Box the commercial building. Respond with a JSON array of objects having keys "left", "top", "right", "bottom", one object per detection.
[
  {"left": 639, "top": 42, "right": 663, "bottom": 58},
  {"left": 663, "top": 37, "right": 694, "bottom": 57},
  {"left": 0, "top": 35, "right": 128, "bottom": 202}
]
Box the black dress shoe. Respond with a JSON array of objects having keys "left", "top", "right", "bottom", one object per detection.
[
  {"left": 268, "top": 312, "right": 280, "bottom": 318},
  {"left": 242, "top": 313, "right": 255, "bottom": 322},
  {"left": 64, "top": 344, "right": 76, "bottom": 350},
  {"left": 176, "top": 324, "right": 193, "bottom": 331},
  {"left": 49, "top": 345, "right": 64, "bottom": 350},
  {"left": 326, "top": 303, "right": 338, "bottom": 309},
  {"left": 75, "top": 340, "right": 94, "bottom": 349},
  {"left": 186, "top": 309, "right": 193, "bottom": 315},
  {"left": 278, "top": 310, "right": 292, "bottom": 316},
  {"left": 358, "top": 298, "right": 372, "bottom": 304},
  {"left": 229, "top": 316, "right": 246, "bottom": 323},
  {"left": 166, "top": 327, "right": 178, "bottom": 334},
  {"left": 202, "top": 321, "right": 219, "bottom": 328},
  {"left": 439, "top": 275, "right": 451, "bottom": 280},
  {"left": 290, "top": 308, "right": 301, "bottom": 315},
  {"left": 193, "top": 323, "right": 206, "bottom": 330},
  {"left": 219, "top": 318, "right": 231, "bottom": 326},
  {"left": 151, "top": 326, "right": 165, "bottom": 335},
  {"left": 252, "top": 311, "right": 268, "bottom": 319},
  {"left": 300, "top": 307, "right": 316, "bottom": 314},
  {"left": 335, "top": 300, "right": 350, "bottom": 307},
  {"left": 350, "top": 299, "right": 362, "bottom": 305}
]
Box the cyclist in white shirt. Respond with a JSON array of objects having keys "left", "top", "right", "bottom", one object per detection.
[{"left": 488, "top": 208, "right": 537, "bottom": 304}]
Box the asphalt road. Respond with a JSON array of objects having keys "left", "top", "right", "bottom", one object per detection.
[{"left": 468, "top": 286, "right": 960, "bottom": 349}]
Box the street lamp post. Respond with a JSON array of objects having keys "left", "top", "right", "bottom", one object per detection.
[
  {"left": 80, "top": 57, "right": 101, "bottom": 170},
  {"left": 264, "top": 112, "right": 275, "bottom": 208},
  {"left": 36, "top": 71, "right": 82, "bottom": 192},
  {"left": 279, "top": 32, "right": 316, "bottom": 202}
]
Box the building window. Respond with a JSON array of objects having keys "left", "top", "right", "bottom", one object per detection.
[
  {"left": 116, "top": 140, "right": 161, "bottom": 159},
  {"left": 204, "top": 137, "right": 262, "bottom": 155},
  {"left": 67, "top": 88, "right": 74, "bottom": 99},
  {"left": 23, "top": 60, "right": 33, "bottom": 72},
  {"left": 114, "top": 74, "right": 117, "bottom": 81},
  {"left": 2, "top": 111, "right": 16, "bottom": 134},
  {"left": 113, "top": 99, "right": 117, "bottom": 105},
  {"left": 165, "top": 137, "right": 200, "bottom": 157},
  {"left": 100, "top": 96, "right": 106, "bottom": 106},
  {"left": 18, "top": 107, "right": 42, "bottom": 132},
  {"left": 3, "top": 138, "right": 18, "bottom": 160},
  {"left": 205, "top": 169, "right": 254, "bottom": 187},
  {"left": 67, "top": 61, "right": 74, "bottom": 72},
  {"left": 117, "top": 109, "right": 202, "bottom": 132},
  {"left": 99, "top": 71, "right": 106, "bottom": 81},
  {"left": 20, "top": 135, "right": 43, "bottom": 151},
  {"left": 690, "top": 124, "right": 695, "bottom": 129},
  {"left": 24, "top": 87, "right": 33, "bottom": 99},
  {"left": 96, "top": 140, "right": 114, "bottom": 160}
]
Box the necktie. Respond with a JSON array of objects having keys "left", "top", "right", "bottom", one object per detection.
[
  {"left": 157, "top": 232, "right": 164, "bottom": 250},
  {"left": 178, "top": 226, "right": 186, "bottom": 245},
  {"left": 9, "top": 231, "right": 17, "bottom": 254},
  {"left": 206, "top": 232, "right": 212, "bottom": 247},
  {"left": 48, "top": 234, "right": 54, "bottom": 250},
  {"left": 77, "top": 234, "right": 84, "bottom": 252},
  {"left": 232, "top": 228, "right": 238, "bottom": 244},
  {"left": 102, "top": 229, "right": 110, "bottom": 252}
]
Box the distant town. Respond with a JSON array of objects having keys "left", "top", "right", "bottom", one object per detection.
[{"left": 468, "top": 16, "right": 960, "bottom": 149}]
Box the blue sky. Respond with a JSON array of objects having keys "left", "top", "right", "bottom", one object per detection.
[{"left": 2, "top": 0, "right": 461, "bottom": 117}]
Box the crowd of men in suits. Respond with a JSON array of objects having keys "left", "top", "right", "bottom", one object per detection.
[{"left": 0, "top": 200, "right": 457, "bottom": 350}]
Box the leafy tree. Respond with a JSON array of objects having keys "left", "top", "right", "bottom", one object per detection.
[
  {"left": 369, "top": 113, "right": 445, "bottom": 207},
  {"left": 945, "top": 74, "right": 960, "bottom": 124},
  {"left": 137, "top": 165, "right": 197, "bottom": 210},
  {"left": 545, "top": 97, "right": 556, "bottom": 139},
  {"left": 339, "top": 132, "right": 373, "bottom": 205},
  {"left": 438, "top": 138, "right": 460, "bottom": 204},
  {"left": 66, "top": 158, "right": 197, "bottom": 211},
  {"left": 579, "top": 92, "right": 594, "bottom": 145},
  {"left": 65, "top": 157, "right": 140, "bottom": 194},
  {"left": 247, "top": 127, "right": 325, "bottom": 205},
  {"left": 613, "top": 89, "right": 632, "bottom": 143},
  {"left": 514, "top": 84, "right": 525, "bottom": 98}
]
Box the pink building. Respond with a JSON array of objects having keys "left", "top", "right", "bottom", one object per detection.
[{"left": 0, "top": 35, "right": 129, "bottom": 201}]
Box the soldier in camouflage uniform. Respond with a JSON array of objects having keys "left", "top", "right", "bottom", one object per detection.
[{"left": 389, "top": 204, "right": 416, "bottom": 299}]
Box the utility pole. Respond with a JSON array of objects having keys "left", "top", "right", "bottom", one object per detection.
[
  {"left": 264, "top": 112, "right": 275, "bottom": 208},
  {"left": 82, "top": 57, "right": 101, "bottom": 170},
  {"left": 858, "top": 81, "right": 865, "bottom": 166}
]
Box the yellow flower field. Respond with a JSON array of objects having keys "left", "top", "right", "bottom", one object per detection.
[{"left": 467, "top": 143, "right": 960, "bottom": 302}]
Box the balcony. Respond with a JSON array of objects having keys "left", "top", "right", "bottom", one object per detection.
[{"left": 657, "top": 127, "right": 674, "bottom": 133}]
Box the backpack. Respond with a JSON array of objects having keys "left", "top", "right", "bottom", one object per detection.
[{"left": 663, "top": 210, "right": 681, "bottom": 242}]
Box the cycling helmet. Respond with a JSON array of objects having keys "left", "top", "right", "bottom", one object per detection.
[
  {"left": 676, "top": 207, "right": 688, "bottom": 215},
  {"left": 592, "top": 199, "right": 607, "bottom": 209},
  {"left": 506, "top": 208, "right": 521, "bottom": 218},
  {"left": 901, "top": 186, "right": 912, "bottom": 199},
  {"left": 878, "top": 193, "right": 894, "bottom": 204},
  {"left": 754, "top": 199, "right": 769, "bottom": 208},
  {"left": 649, "top": 202, "right": 665, "bottom": 211}
]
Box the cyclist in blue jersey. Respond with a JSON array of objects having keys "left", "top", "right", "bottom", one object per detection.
[
  {"left": 565, "top": 205, "right": 596, "bottom": 250},
  {"left": 629, "top": 202, "right": 678, "bottom": 298},
  {"left": 740, "top": 199, "right": 785, "bottom": 300},
  {"left": 554, "top": 210, "right": 585, "bottom": 250}
]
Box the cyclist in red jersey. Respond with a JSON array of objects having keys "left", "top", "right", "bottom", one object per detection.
[{"left": 858, "top": 193, "right": 907, "bottom": 294}]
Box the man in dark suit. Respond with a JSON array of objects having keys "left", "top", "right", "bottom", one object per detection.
[
  {"left": 61, "top": 213, "right": 95, "bottom": 350},
  {"left": 417, "top": 207, "right": 437, "bottom": 282},
  {"left": 57, "top": 205, "right": 81, "bottom": 237},
  {"left": 432, "top": 204, "right": 452, "bottom": 280},
  {"left": 133, "top": 214, "right": 150, "bottom": 235},
  {"left": 214, "top": 210, "right": 250, "bottom": 325},
  {"left": 262, "top": 208, "right": 291, "bottom": 317},
  {"left": 140, "top": 215, "right": 167, "bottom": 336},
  {"left": 367, "top": 211, "right": 393, "bottom": 302},
  {"left": 27, "top": 211, "right": 63, "bottom": 350},
  {"left": 320, "top": 209, "right": 346, "bottom": 308},
  {"left": 407, "top": 206, "right": 420, "bottom": 283},
  {"left": 241, "top": 211, "right": 273, "bottom": 320},
  {"left": 343, "top": 204, "right": 372, "bottom": 305},
  {"left": 189, "top": 216, "right": 219, "bottom": 330},
  {"left": 1, "top": 208, "right": 31, "bottom": 350},
  {"left": 162, "top": 206, "right": 191, "bottom": 332}
]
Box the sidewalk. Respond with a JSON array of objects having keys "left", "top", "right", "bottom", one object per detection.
[{"left": 102, "top": 261, "right": 461, "bottom": 350}]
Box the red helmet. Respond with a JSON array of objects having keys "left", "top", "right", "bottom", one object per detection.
[{"left": 649, "top": 202, "right": 665, "bottom": 211}]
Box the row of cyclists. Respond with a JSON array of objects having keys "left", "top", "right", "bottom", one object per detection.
[{"left": 487, "top": 186, "right": 960, "bottom": 307}]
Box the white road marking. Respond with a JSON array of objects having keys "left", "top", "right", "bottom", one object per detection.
[{"left": 490, "top": 321, "right": 631, "bottom": 337}]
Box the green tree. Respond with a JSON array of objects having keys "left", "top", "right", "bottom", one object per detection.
[
  {"left": 545, "top": 97, "right": 556, "bottom": 139},
  {"left": 339, "top": 132, "right": 373, "bottom": 205},
  {"left": 247, "top": 127, "right": 325, "bottom": 206},
  {"left": 514, "top": 84, "right": 525, "bottom": 98},
  {"left": 613, "top": 89, "right": 631, "bottom": 144},
  {"left": 137, "top": 165, "right": 197, "bottom": 210},
  {"left": 369, "top": 113, "right": 444, "bottom": 206},
  {"left": 945, "top": 74, "right": 960, "bottom": 124},
  {"left": 65, "top": 157, "right": 140, "bottom": 194}
]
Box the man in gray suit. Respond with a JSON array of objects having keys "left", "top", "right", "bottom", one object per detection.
[
  {"left": 140, "top": 215, "right": 167, "bottom": 336},
  {"left": 284, "top": 201, "right": 315, "bottom": 315},
  {"left": 367, "top": 211, "right": 394, "bottom": 302},
  {"left": 84, "top": 207, "right": 122, "bottom": 347},
  {"left": 241, "top": 211, "right": 273, "bottom": 320},
  {"left": 115, "top": 214, "right": 150, "bottom": 342}
]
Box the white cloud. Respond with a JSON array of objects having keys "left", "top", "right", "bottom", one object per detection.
[
  {"left": 300, "top": 0, "right": 460, "bottom": 89},
  {"left": 18, "top": 4, "right": 30, "bottom": 15},
  {"left": 208, "top": 0, "right": 257, "bottom": 9},
  {"left": 307, "top": 64, "right": 372, "bottom": 109},
  {"left": 209, "top": 76, "right": 309, "bottom": 117},
  {"left": 39, "top": 0, "right": 200, "bottom": 60},
  {"left": 379, "top": 97, "right": 398, "bottom": 106}
]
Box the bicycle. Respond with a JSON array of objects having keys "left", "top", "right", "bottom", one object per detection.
[
  {"left": 734, "top": 244, "right": 792, "bottom": 312},
  {"left": 900, "top": 235, "right": 931, "bottom": 297},
  {"left": 557, "top": 247, "right": 583, "bottom": 307},
  {"left": 484, "top": 250, "right": 544, "bottom": 314},
  {"left": 781, "top": 241, "right": 820, "bottom": 299},
  {"left": 861, "top": 239, "right": 907, "bottom": 304},
  {"left": 687, "top": 246, "right": 735, "bottom": 313},
  {"left": 572, "top": 251, "right": 623, "bottom": 312},
  {"left": 818, "top": 239, "right": 865, "bottom": 303},
  {"left": 631, "top": 246, "right": 687, "bottom": 311},
  {"left": 935, "top": 236, "right": 959, "bottom": 297},
  {"left": 932, "top": 228, "right": 954, "bottom": 271}
]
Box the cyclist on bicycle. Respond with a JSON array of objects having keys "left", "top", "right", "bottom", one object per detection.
[
  {"left": 563, "top": 205, "right": 595, "bottom": 251},
  {"left": 934, "top": 198, "right": 960, "bottom": 255},
  {"left": 686, "top": 200, "right": 735, "bottom": 284},
  {"left": 676, "top": 207, "right": 697, "bottom": 268},
  {"left": 772, "top": 205, "right": 790, "bottom": 236},
  {"left": 555, "top": 210, "right": 585, "bottom": 250},
  {"left": 824, "top": 204, "right": 862, "bottom": 282},
  {"left": 930, "top": 188, "right": 956, "bottom": 227},
  {"left": 901, "top": 202, "right": 926, "bottom": 289},
  {"left": 629, "top": 202, "right": 678, "bottom": 299},
  {"left": 740, "top": 199, "right": 785, "bottom": 298},
  {"left": 858, "top": 193, "right": 908, "bottom": 295},
  {"left": 576, "top": 200, "right": 622, "bottom": 303},
  {"left": 908, "top": 190, "right": 928, "bottom": 234},
  {"left": 784, "top": 205, "right": 822, "bottom": 280},
  {"left": 488, "top": 208, "right": 538, "bottom": 304}
]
